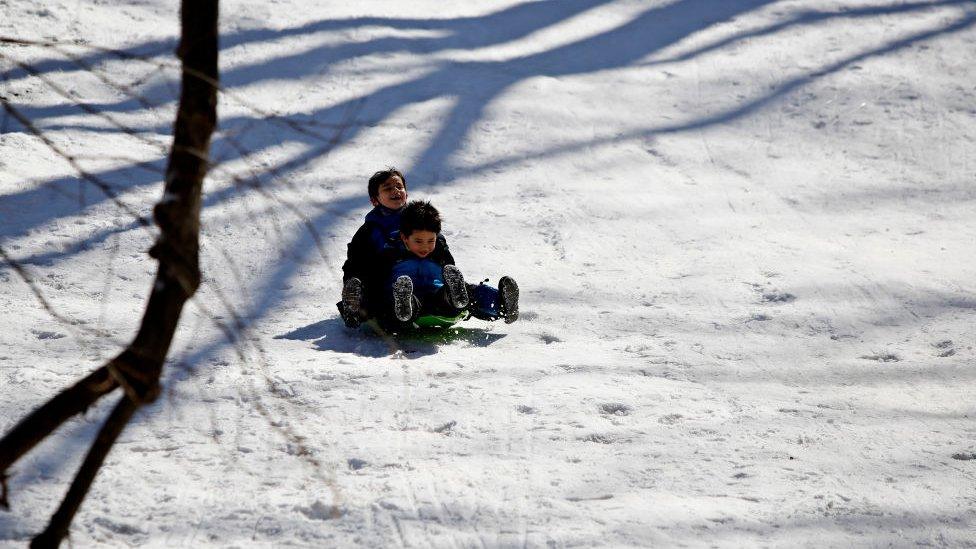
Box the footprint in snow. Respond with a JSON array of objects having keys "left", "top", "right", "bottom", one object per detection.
[
  {"left": 659, "top": 413, "right": 683, "bottom": 425},
  {"left": 31, "top": 329, "right": 66, "bottom": 340},
  {"left": 761, "top": 291, "right": 795, "bottom": 304},
  {"left": 933, "top": 340, "right": 955, "bottom": 357},
  {"left": 538, "top": 333, "right": 561, "bottom": 344},
  {"left": 860, "top": 353, "right": 900, "bottom": 362},
  {"left": 92, "top": 517, "right": 145, "bottom": 536},
  {"left": 579, "top": 433, "right": 616, "bottom": 444},
  {"left": 599, "top": 403, "right": 632, "bottom": 416},
  {"left": 296, "top": 500, "right": 338, "bottom": 520},
  {"left": 746, "top": 280, "right": 794, "bottom": 304},
  {"left": 432, "top": 420, "right": 457, "bottom": 434}
]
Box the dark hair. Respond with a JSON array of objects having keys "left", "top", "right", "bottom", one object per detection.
[
  {"left": 368, "top": 167, "right": 406, "bottom": 199},
  {"left": 399, "top": 200, "right": 441, "bottom": 236}
]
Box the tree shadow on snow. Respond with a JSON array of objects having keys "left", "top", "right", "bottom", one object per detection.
[
  {"left": 2, "top": 0, "right": 974, "bottom": 374},
  {"left": 6, "top": 0, "right": 973, "bottom": 252},
  {"left": 3, "top": 1, "right": 973, "bottom": 513}
]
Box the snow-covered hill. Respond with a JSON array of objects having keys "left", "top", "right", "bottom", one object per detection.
[{"left": 2, "top": 0, "right": 975, "bottom": 546}]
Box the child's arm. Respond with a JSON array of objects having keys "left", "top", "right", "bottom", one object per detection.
[
  {"left": 431, "top": 234, "right": 456, "bottom": 267},
  {"left": 342, "top": 224, "right": 377, "bottom": 282}
]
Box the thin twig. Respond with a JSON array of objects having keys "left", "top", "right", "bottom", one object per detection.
[
  {"left": 0, "top": 245, "right": 117, "bottom": 341},
  {"left": 1, "top": 35, "right": 357, "bottom": 139},
  {"left": 0, "top": 51, "right": 169, "bottom": 154},
  {"left": 0, "top": 471, "right": 9, "bottom": 510},
  {"left": 0, "top": 3, "right": 220, "bottom": 545},
  {"left": 0, "top": 97, "right": 153, "bottom": 229},
  {"left": 0, "top": 9, "right": 367, "bottom": 526}
]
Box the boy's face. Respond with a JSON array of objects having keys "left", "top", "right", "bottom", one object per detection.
[
  {"left": 371, "top": 175, "right": 407, "bottom": 209},
  {"left": 401, "top": 230, "right": 437, "bottom": 258}
]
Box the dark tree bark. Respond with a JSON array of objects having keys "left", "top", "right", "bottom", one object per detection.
[{"left": 0, "top": 1, "right": 219, "bottom": 546}]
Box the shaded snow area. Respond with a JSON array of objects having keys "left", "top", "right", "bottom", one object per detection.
[{"left": 2, "top": 0, "right": 976, "bottom": 546}]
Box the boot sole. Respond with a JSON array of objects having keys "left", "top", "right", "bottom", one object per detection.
[
  {"left": 342, "top": 278, "right": 363, "bottom": 316},
  {"left": 442, "top": 265, "right": 469, "bottom": 309},
  {"left": 393, "top": 276, "right": 414, "bottom": 322},
  {"left": 498, "top": 276, "right": 519, "bottom": 323}
]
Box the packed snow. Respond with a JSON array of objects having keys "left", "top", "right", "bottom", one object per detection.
[{"left": 2, "top": 0, "right": 975, "bottom": 546}]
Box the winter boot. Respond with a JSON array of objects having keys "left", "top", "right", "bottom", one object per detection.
[
  {"left": 442, "top": 265, "right": 469, "bottom": 309},
  {"left": 339, "top": 304, "right": 360, "bottom": 328},
  {"left": 498, "top": 276, "right": 519, "bottom": 324},
  {"left": 392, "top": 275, "right": 415, "bottom": 322},
  {"left": 342, "top": 278, "right": 363, "bottom": 325}
]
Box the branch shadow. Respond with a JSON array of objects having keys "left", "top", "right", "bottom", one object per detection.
[
  {"left": 160, "top": 2, "right": 976, "bottom": 347},
  {"left": 4, "top": 0, "right": 972, "bottom": 251},
  {"left": 1, "top": 0, "right": 615, "bottom": 126},
  {"left": 2, "top": 0, "right": 973, "bottom": 374},
  {"left": 0, "top": 0, "right": 972, "bottom": 240}
]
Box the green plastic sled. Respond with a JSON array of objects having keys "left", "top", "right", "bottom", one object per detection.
[{"left": 412, "top": 312, "right": 467, "bottom": 329}]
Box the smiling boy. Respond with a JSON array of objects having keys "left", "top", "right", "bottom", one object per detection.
[{"left": 388, "top": 201, "right": 470, "bottom": 322}]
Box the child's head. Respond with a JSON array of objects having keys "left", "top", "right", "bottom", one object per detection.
[
  {"left": 368, "top": 168, "right": 407, "bottom": 210},
  {"left": 399, "top": 200, "right": 441, "bottom": 259}
]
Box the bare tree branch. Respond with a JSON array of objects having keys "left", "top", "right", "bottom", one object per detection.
[
  {"left": 1, "top": 0, "right": 363, "bottom": 532},
  {"left": 30, "top": 396, "right": 138, "bottom": 549},
  {"left": 0, "top": 1, "right": 219, "bottom": 545},
  {"left": 0, "top": 367, "right": 118, "bottom": 485}
]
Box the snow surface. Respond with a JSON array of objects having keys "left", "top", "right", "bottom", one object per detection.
[{"left": 2, "top": 0, "right": 976, "bottom": 546}]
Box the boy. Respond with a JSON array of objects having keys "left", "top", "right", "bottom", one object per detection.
[
  {"left": 338, "top": 168, "right": 518, "bottom": 327},
  {"left": 388, "top": 200, "right": 470, "bottom": 322}
]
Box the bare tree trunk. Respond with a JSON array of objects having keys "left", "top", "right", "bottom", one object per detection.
[{"left": 0, "top": 1, "right": 219, "bottom": 546}]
